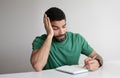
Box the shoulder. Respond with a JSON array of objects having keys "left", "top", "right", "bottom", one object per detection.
[
  {"left": 67, "top": 31, "right": 83, "bottom": 39},
  {"left": 33, "top": 34, "right": 47, "bottom": 42}
]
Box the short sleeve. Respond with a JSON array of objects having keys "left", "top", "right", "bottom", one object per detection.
[
  {"left": 80, "top": 35, "right": 94, "bottom": 56},
  {"left": 32, "top": 35, "right": 46, "bottom": 51}
]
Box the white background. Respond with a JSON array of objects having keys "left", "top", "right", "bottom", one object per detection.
[{"left": 0, "top": 0, "right": 120, "bottom": 74}]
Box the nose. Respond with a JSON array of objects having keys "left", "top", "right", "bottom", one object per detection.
[{"left": 59, "top": 28, "right": 65, "bottom": 34}]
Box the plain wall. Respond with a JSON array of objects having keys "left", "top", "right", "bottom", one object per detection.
[{"left": 0, "top": 0, "right": 120, "bottom": 74}]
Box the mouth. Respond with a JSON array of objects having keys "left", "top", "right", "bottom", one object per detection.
[
  {"left": 57, "top": 35, "right": 65, "bottom": 39},
  {"left": 54, "top": 34, "right": 66, "bottom": 42}
]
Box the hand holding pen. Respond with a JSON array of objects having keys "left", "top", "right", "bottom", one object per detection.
[{"left": 83, "top": 55, "right": 99, "bottom": 71}]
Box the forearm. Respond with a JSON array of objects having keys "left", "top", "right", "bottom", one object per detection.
[
  {"left": 89, "top": 51, "right": 103, "bottom": 67},
  {"left": 31, "top": 35, "right": 53, "bottom": 71}
]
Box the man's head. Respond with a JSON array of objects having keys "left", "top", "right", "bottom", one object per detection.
[{"left": 45, "top": 7, "right": 67, "bottom": 42}]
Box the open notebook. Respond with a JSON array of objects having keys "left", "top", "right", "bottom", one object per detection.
[{"left": 56, "top": 65, "right": 89, "bottom": 75}]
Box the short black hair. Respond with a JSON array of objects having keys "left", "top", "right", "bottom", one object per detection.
[{"left": 45, "top": 7, "right": 66, "bottom": 21}]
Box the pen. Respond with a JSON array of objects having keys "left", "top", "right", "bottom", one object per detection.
[
  {"left": 92, "top": 55, "right": 98, "bottom": 60},
  {"left": 83, "top": 55, "right": 98, "bottom": 68}
]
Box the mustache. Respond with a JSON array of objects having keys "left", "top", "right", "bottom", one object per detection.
[{"left": 55, "top": 34, "right": 66, "bottom": 37}]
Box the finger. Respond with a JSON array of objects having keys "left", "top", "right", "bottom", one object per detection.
[
  {"left": 84, "top": 58, "right": 92, "bottom": 68},
  {"left": 84, "top": 59, "right": 94, "bottom": 67},
  {"left": 47, "top": 16, "right": 51, "bottom": 28},
  {"left": 86, "top": 63, "right": 95, "bottom": 70},
  {"left": 45, "top": 14, "right": 49, "bottom": 26},
  {"left": 84, "top": 57, "right": 92, "bottom": 64},
  {"left": 88, "top": 60, "right": 99, "bottom": 68},
  {"left": 88, "top": 60, "right": 94, "bottom": 64},
  {"left": 87, "top": 63, "right": 98, "bottom": 71},
  {"left": 85, "top": 64, "right": 90, "bottom": 70},
  {"left": 89, "top": 59, "right": 99, "bottom": 65},
  {"left": 43, "top": 14, "right": 47, "bottom": 23},
  {"left": 44, "top": 14, "right": 49, "bottom": 29}
]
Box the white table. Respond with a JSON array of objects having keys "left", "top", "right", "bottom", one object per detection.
[{"left": 0, "top": 61, "right": 120, "bottom": 78}]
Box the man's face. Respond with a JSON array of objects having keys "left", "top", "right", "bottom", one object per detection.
[{"left": 51, "top": 19, "right": 67, "bottom": 42}]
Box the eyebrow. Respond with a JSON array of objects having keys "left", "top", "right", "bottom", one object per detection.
[{"left": 52, "top": 23, "right": 66, "bottom": 27}]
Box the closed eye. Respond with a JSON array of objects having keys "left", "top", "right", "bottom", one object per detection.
[{"left": 52, "top": 26, "right": 59, "bottom": 30}]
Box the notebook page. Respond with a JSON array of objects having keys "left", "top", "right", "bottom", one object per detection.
[{"left": 56, "top": 65, "right": 88, "bottom": 74}]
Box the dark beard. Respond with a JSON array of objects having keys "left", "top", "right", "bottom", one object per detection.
[{"left": 53, "top": 34, "right": 66, "bottom": 42}]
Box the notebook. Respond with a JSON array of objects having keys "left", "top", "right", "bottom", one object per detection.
[{"left": 56, "top": 65, "right": 88, "bottom": 75}]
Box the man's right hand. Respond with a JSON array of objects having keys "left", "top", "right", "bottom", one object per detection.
[{"left": 43, "top": 14, "right": 54, "bottom": 37}]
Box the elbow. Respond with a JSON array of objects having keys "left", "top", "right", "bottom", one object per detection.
[
  {"left": 30, "top": 62, "right": 43, "bottom": 72},
  {"left": 34, "top": 67, "right": 42, "bottom": 72},
  {"left": 30, "top": 56, "right": 45, "bottom": 72},
  {"left": 32, "top": 64, "right": 43, "bottom": 72},
  {"left": 30, "top": 58, "right": 43, "bottom": 72}
]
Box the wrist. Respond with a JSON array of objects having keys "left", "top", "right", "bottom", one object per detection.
[
  {"left": 95, "top": 59, "right": 103, "bottom": 67},
  {"left": 47, "top": 34, "right": 53, "bottom": 39}
]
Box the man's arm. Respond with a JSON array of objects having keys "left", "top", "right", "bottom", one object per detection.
[
  {"left": 30, "top": 14, "right": 54, "bottom": 72},
  {"left": 84, "top": 51, "right": 103, "bottom": 71},
  {"left": 30, "top": 35, "right": 53, "bottom": 72}
]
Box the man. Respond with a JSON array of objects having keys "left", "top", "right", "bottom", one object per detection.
[{"left": 30, "top": 7, "right": 103, "bottom": 72}]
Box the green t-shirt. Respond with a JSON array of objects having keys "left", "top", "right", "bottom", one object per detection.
[{"left": 32, "top": 32, "right": 93, "bottom": 70}]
